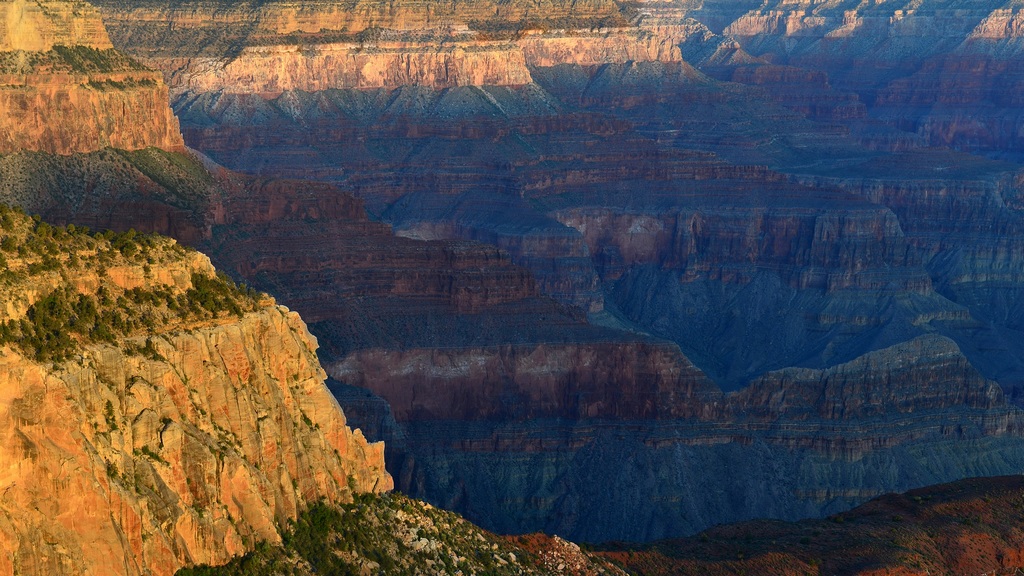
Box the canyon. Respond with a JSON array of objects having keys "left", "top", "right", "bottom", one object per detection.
[{"left": 6, "top": 0, "right": 1024, "bottom": 560}]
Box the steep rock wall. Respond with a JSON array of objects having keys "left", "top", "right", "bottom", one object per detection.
[
  {"left": 0, "top": 214, "right": 391, "bottom": 576},
  {"left": 0, "top": 0, "right": 112, "bottom": 51},
  {"left": 0, "top": 70, "right": 184, "bottom": 154},
  {"left": 163, "top": 43, "right": 533, "bottom": 94},
  {"left": 0, "top": 0, "right": 184, "bottom": 154}
]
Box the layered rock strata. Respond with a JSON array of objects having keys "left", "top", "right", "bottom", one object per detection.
[
  {"left": 0, "top": 209, "right": 390, "bottom": 576},
  {"left": 0, "top": 0, "right": 183, "bottom": 154},
  {"left": 669, "top": 0, "right": 1024, "bottom": 155},
  {"left": 35, "top": 0, "right": 1024, "bottom": 547},
  {"left": 337, "top": 335, "right": 1024, "bottom": 542},
  {"left": 12, "top": 130, "right": 1024, "bottom": 544},
  {"left": 600, "top": 475, "right": 1024, "bottom": 576},
  {"left": 96, "top": 0, "right": 622, "bottom": 42},
  {"left": 0, "top": 0, "right": 112, "bottom": 51}
]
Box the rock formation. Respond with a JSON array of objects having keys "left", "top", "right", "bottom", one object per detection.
[
  {"left": 0, "top": 0, "right": 111, "bottom": 51},
  {"left": 0, "top": 207, "right": 390, "bottom": 576},
  {"left": 599, "top": 475, "right": 1024, "bottom": 576},
  {"left": 335, "top": 334, "right": 1024, "bottom": 542},
  {"left": 0, "top": 0, "right": 183, "bottom": 154},
  {"left": 17, "top": 0, "right": 1024, "bottom": 549},
  {"left": 668, "top": 0, "right": 1024, "bottom": 156}
]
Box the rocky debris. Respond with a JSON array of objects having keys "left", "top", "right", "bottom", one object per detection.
[
  {"left": 177, "top": 493, "right": 628, "bottom": 576},
  {"left": 511, "top": 535, "right": 621, "bottom": 576}
]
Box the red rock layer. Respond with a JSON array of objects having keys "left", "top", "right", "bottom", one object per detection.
[
  {"left": 330, "top": 341, "right": 717, "bottom": 422},
  {"left": 0, "top": 71, "right": 184, "bottom": 155},
  {"left": 0, "top": 0, "right": 185, "bottom": 154},
  {"left": 597, "top": 475, "right": 1024, "bottom": 576},
  {"left": 872, "top": 55, "right": 1024, "bottom": 151},
  {"left": 208, "top": 185, "right": 541, "bottom": 317},
  {"left": 721, "top": 64, "right": 866, "bottom": 122}
]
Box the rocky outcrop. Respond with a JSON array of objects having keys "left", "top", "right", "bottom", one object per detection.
[
  {"left": 0, "top": 0, "right": 183, "bottom": 154},
  {"left": 0, "top": 66, "right": 184, "bottom": 154},
  {"left": 734, "top": 335, "right": 1005, "bottom": 422},
  {"left": 95, "top": 0, "right": 622, "bottom": 42},
  {"left": 0, "top": 209, "right": 390, "bottom": 576},
  {"left": 519, "top": 31, "right": 682, "bottom": 67},
  {"left": 0, "top": 0, "right": 112, "bottom": 51}
]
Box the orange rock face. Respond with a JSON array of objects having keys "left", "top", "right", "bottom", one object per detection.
[
  {"left": 164, "top": 42, "right": 534, "bottom": 94},
  {"left": 0, "top": 227, "right": 391, "bottom": 576},
  {"left": 0, "top": 0, "right": 184, "bottom": 154},
  {"left": 0, "top": 0, "right": 112, "bottom": 51},
  {"left": 142, "top": 30, "right": 682, "bottom": 96},
  {"left": 96, "top": 0, "right": 621, "bottom": 39},
  {"left": 0, "top": 70, "right": 184, "bottom": 154}
]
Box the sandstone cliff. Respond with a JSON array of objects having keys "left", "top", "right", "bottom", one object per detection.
[
  {"left": 0, "top": 0, "right": 112, "bottom": 51},
  {"left": 0, "top": 207, "right": 390, "bottom": 576},
  {"left": 153, "top": 29, "right": 683, "bottom": 95},
  {"left": 89, "top": 0, "right": 689, "bottom": 95},
  {"left": 96, "top": 0, "right": 622, "bottom": 41},
  {"left": 0, "top": 0, "right": 183, "bottom": 154},
  {"left": 164, "top": 42, "right": 534, "bottom": 95}
]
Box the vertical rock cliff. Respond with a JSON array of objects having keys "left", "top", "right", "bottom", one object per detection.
[
  {"left": 0, "top": 0, "right": 183, "bottom": 154},
  {"left": 0, "top": 207, "right": 390, "bottom": 576}
]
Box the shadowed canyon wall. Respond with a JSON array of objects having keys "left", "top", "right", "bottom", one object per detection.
[{"left": 12, "top": 0, "right": 1024, "bottom": 547}]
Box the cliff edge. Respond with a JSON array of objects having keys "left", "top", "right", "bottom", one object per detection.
[
  {"left": 0, "top": 0, "right": 183, "bottom": 154},
  {"left": 0, "top": 206, "right": 391, "bottom": 576}
]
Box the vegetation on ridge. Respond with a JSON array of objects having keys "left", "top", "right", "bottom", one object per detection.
[
  {"left": 0, "top": 46, "right": 149, "bottom": 75},
  {"left": 177, "top": 493, "right": 625, "bottom": 576},
  {"left": 0, "top": 204, "right": 263, "bottom": 363}
]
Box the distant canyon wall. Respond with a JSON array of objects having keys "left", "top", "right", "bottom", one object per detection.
[{"left": 0, "top": 0, "right": 183, "bottom": 154}]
